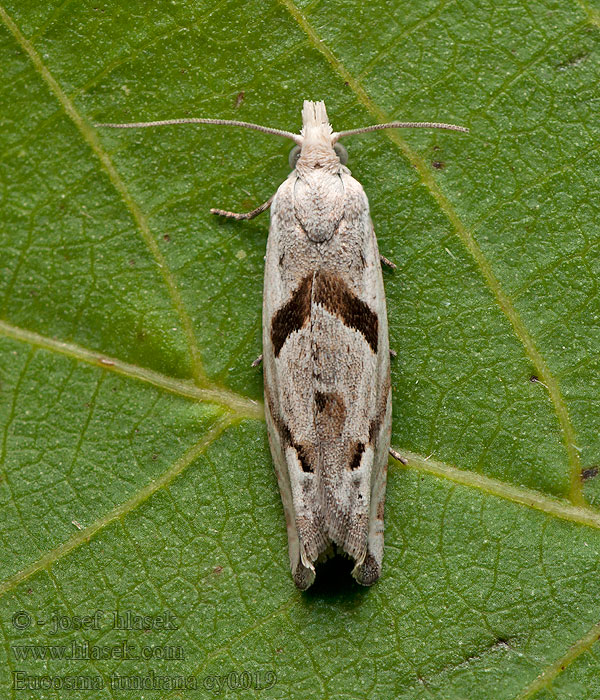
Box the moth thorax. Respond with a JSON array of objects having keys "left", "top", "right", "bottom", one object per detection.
[{"left": 297, "top": 143, "right": 340, "bottom": 173}]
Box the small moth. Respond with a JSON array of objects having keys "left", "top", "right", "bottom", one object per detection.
[{"left": 97, "top": 102, "right": 467, "bottom": 589}]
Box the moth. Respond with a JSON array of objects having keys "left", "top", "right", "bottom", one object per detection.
[{"left": 97, "top": 102, "right": 467, "bottom": 589}]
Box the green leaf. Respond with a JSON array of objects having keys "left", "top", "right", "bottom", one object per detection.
[{"left": 1, "top": 1, "right": 600, "bottom": 698}]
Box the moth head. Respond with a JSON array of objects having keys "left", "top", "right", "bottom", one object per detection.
[
  {"left": 290, "top": 100, "right": 348, "bottom": 172},
  {"left": 289, "top": 142, "right": 347, "bottom": 169}
]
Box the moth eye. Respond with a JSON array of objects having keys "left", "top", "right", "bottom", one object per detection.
[
  {"left": 289, "top": 145, "right": 301, "bottom": 169},
  {"left": 334, "top": 142, "right": 348, "bottom": 165}
]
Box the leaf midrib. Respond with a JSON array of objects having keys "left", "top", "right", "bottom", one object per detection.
[
  {"left": 0, "top": 0, "right": 595, "bottom": 586},
  {"left": 0, "top": 319, "right": 262, "bottom": 418},
  {"left": 4, "top": 316, "right": 600, "bottom": 592}
]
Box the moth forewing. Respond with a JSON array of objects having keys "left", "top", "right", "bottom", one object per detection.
[{"left": 96, "top": 101, "right": 467, "bottom": 589}]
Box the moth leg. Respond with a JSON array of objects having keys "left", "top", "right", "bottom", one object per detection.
[
  {"left": 211, "top": 193, "right": 274, "bottom": 220},
  {"left": 379, "top": 253, "right": 396, "bottom": 269},
  {"left": 389, "top": 349, "right": 397, "bottom": 359},
  {"left": 389, "top": 447, "right": 408, "bottom": 465},
  {"left": 251, "top": 353, "right": 263, "bottom": 367}
]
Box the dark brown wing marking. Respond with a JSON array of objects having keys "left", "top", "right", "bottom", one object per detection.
[
  {"left": 349, "top": 442, "right": 366, "bottom": 471},
  {"left": 264, "top": 383, "right": 315, "bottom": 473},
  {"left": 313, "top": 270, "right": 378, "bottom": 353},
  {"left": 271, "top": 274, "right": 313, "bottom": 357},
  {"left": 314, "top": 391, "right": 347, "bottom": 436}
]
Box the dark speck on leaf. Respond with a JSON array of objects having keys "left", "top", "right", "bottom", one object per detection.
[
  {"left": 494, "top": 637, "right": 511, "bottom": 649},
  {"left": 557, "top": 53, "right": 589, "bottom": 70},
  {"left": 582, "top": 467, "right": 599, "bottom": 482},
  {"left": 432, "top": 161, "right": 445, "bottom": 170}
]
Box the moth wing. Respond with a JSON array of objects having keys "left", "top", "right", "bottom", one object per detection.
[
  {"left": 350, "top": 223, "right": 392, "bottom": 585},
  {"left": 262, "top": 178, "right": 327, "bottom": 590},
  {"left": 309, "top": 177, "right": 392, "bottom": 585}
]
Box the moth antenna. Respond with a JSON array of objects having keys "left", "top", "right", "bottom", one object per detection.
[
  {"left": 94, "top": 117, "right": 302, "bottom": 144},
  {"left": 332, "top": 121, "right": 469, "bottom": 142}
]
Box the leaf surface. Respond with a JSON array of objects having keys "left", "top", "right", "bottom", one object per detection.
[{"left": 1, "top": 0, "right": 600, "bottom": 697}]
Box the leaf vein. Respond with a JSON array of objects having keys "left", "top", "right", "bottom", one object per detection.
[
  {"left": 574, "top": 0, "right": 600, "bottom": 27},
  {"left": 0, "top": 417, "right": 233, "bottom": 598},
  {"left": 0, "top": 3, "right": 206, "bottom": 385},
  {"left": 514, "top": 616, "right": 600, "bottom": 699},
  {"left": 396, "top": 448, "right": 600, "bottom": 530},
  {"left": 0, "top": 319, "right": 262, "bottom": 419}
]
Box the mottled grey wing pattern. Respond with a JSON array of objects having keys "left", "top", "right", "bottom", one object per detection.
[{"left": 263, "top": 169, "right": 391, "bottom": 589}]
